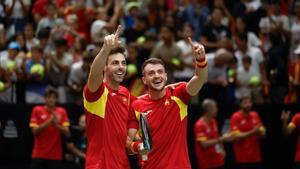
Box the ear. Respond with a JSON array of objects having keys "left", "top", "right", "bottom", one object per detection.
[
  {"left": 142, "top": 76, "right": 146, "bottom": 85},
  {"left": 103, "top": 65, "right": 107, "bottom": 73}
]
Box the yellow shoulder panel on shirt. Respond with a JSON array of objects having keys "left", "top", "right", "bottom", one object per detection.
[
  {"left": 83, "top": 87, "right": 109, "bottom": 118},
  {"left": 171, "top": 96, "right": 187, "bottom": 121},
  {"left": 288, "top": 122, "right": 296, "bottom": 129}
]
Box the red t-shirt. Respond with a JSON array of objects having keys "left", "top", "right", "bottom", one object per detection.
[
  {"left": 194, "top": 118, "right": 224, "bottom": 169},
  {"left": 83, "top": 83, "right": 134, "bottom": 169},
  {"left": 128, "top": 83, "right": 192, "bottom": 169},
  {"left": 290, "top": 113, "right": 300, "bottom": 162},
  {"left": 29, "top": 105, "right": 70, "bottom": 160},
  {"left": 230, "top": 111, "right": 263, "bottom": 163}
]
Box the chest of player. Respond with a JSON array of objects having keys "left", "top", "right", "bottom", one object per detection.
[
  {"left": 135, "top": 97, "right": 186, "bottom": 134},
  {"left": 236, "top": 115, "right": 259, "bottom": 132},
  {"left": 202, "top": 122, "right": 219, "bottom": 138},
  {"left": 37, "top": 111, "right": 64, "bottom": 124}
]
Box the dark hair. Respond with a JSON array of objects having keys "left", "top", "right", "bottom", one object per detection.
[
  {"left": 44, "top": 86, "right": 58, "bottom": 97},
  {"left": 240, "top": 94, "right": 251, "bottom": 102},
  {"left": 109, "top": 46, "right": 126, "bottom": 56},
  {"left": 242, "top": 56, "right": 252, "bottom": 63},
  {"left": 237, "top": 32, "right": 248, "bottom": 42},
  {"left": 142, "top": 58, "right": 165, "bottom": 73},
  {"left": 31, "top": 45, "right": 43, "bottom": 53}
]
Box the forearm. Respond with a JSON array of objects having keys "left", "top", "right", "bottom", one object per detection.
[
  {"left": 199, "top": 137, "right": 221, "bottom": 149},
  {"left": 87, "top": 47, "right": 110, "bottom": 92},
  {"left": 67, "top": 143, "right": 86, "bottom": 159},
  {"left": 32, "top": 119, "right": 53, "bottom": 135},
  {"left": 56, "top": 125, "right": 70, "bottom": 137},
  {"left": 187, "top": 59, "right": 208, "bottom": 96},
  {"left": 233, "top": 129, "right": 256, "bottom": 141}
]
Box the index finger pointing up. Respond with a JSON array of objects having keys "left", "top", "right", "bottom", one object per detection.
[{"left": 115, "top": 25, "right": 122, "bottom": 38}]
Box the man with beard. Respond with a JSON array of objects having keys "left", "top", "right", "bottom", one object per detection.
[
  {"left": 83, "top": 26, "right": 134, "bottom": 169},
  {"left": 230, "top": 95, "right": 266, "bottom": 169},
  {"left": 126, "top": 38, "right": 208, "bottom": 169}
]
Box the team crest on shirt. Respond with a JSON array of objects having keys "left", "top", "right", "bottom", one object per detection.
[
  {"left": 241, "top": 120, "right": 246, "bottom": 125},
  {"left": 41, "top": 114, "right": 47, "bottom": 119}
]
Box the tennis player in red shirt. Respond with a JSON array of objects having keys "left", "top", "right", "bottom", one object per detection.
[
  {"left": 29, "top": 87, "right": 70, "bottom": 169},
  {"left": 127, "top": 38, "right": 208, "bottom": 169},
  {"left": 194, "top": 99, "right": 232, "bottom": 169},
  {"left": 282, "top": 110, "right": 300, "bottom": 169},
  {"left": 83, "top": 26, "right": 134, "bottom": 169},
  {"left": 230, "top": 95, "right": 266, "bottom": 169}
]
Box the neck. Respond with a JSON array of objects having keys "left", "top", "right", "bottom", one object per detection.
[
  {"left": 148, "top": 88, "right": 166, "bottom": 100},
  {"left": 241, "top": 109, "right": 250, "bottom": 115},
  {"left": 45, "top": 105, "right": 55, "bottom": 111},
  {"left": 164, "top": 40, "right": 173, "bottom": 47},
  {"left": 203, "top": 114, "right": 213, "bottom": 122},
  {"left": 104, "top": 77, "right": 119, "bottom": 90}
]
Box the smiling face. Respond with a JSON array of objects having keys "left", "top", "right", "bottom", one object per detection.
[
  {"left": 104, "top": 53, "right": 127, "bottom": 85},
  {"left": 142, "top": 63, "right": 167, "bottom": 92}
]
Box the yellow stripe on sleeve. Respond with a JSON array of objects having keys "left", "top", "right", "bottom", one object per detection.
[
  {"left": 197, "top": 136, "right": 207, "bottom": 142},
  {"left": 62, "top": 122, "right": 70, "bottom": 127},
  {"left": 29, "top": 123, "right": 38, "bottom": 128},
  {"left": 288, "top": 123, "right": 296, "bottom": 130},
  {"left": 231, "top": 130, "right": 240, "bottom": 137},
  {"left": 83, "top": 87, "right": 109, "bottom": 118},
  {"left": 171, "top": 96, "right": 188, "bottom": 121}
]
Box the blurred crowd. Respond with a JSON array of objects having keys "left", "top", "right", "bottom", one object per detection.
[{"left": 0, "top": 0, "right": 299, "bottom": 105}]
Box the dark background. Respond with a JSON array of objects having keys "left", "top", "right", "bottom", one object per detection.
[{"left": 0, "top": 103, "right": 298, "bottom": 169}]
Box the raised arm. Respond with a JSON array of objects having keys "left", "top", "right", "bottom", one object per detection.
[
  {"left": 186, "top": 37, "right": 208, "bottom": 96},
  {"left": 87, "top": 26, "right": 122, "bottom": 92}
]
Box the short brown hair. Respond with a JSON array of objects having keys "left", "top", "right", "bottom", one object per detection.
[
  {"left": 106, "top": 46, "right": 126, "bottom": 64},
  {"left": 44, "top": 86, "right": 58, "bottom": 98},
  {"left": 109, "top": 46, "right": 126, "bottom": 56},
  {"left": 142, "top": 58, "right": 165, "bottom": 73}
]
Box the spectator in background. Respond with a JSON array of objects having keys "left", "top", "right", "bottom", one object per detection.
[
  {"left": 4, "top": 0, "right": 31, "bottom": 35},
  {"left": 150, "top": 25, "right": 182, "bottom": 83},
  {"left": 29, "top": 87, "right": 70, "bottom": 169},
  {"left": 67, "top": 114, "right": 86, "bottom": 169},
  {"left": 25, "top": 45, "right": 47, "bottom": 103},
  {"left": 90, "top": 5, "right": 122, "bottom": 44},
  {"left": 174, "top": 22, "right": 195, "bottom": 82},
  {"left": 230, "top": 95, "right": 266, "bottom": 169},
  {"left": 236, "top": 57, "right": 263, "bottom": 104},
  {"left": 234, "top": 32, "right": 268, "bottom": 99},
  {"left": 24, "top": 22, "right": 39, "bottom": 51},
  {"left": 123, "top": 43, "right": 145, "bottom": 97},
  {"left": 67, "top": 51, "right": 93, "bottom": 105},
  {"left": 235, "top": 16, "right": 262, "bottom": 48},
  {"left": 233, "top": 0, "right": 266, "bottom": 35},
  {"left": 200, "top": 48, "right": 232, "bottom": 103},
  {"left": 36, "top": 2, "right": 64, "bottom": 36},
  {"left": 0, "top": 41, "right": 24, "bottom": 103},
  {"left": 282, "top": 110, "right": 300, "bottom": 169},
  {"left": 290, "top": 1, "right": 300, "bottom": 61},
  {"left": 123, "top": 14, "right": 147, "bottom": 44},
  {"left": 46, "top": 37, "right": 73, "bottom": 103},
  {"left": 200, "top": 7, "right": 232, "bottom": 53},
  {"left": 194, "top": 99, "right": 232, "bottom": 169},
  {"left": 268, "top": 32, "right": 289, "bottom": 104}
]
